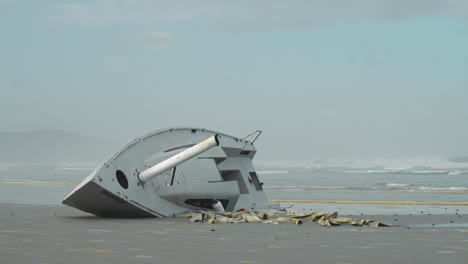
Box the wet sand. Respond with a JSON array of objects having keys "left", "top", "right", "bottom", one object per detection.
[{"left": 1, "top": 203, "right": 468, "bottom": 264}]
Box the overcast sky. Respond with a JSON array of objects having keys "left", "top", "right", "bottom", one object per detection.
[{"left": 1, "top": 0, "right": 467, "bottom": 161}]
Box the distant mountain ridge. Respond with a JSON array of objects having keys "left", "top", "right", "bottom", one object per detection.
[{"left": 0, "top": 130, "right": 121, "bottom": 164}]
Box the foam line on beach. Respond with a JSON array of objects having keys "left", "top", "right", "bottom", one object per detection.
[
  {"left": 0, "top": 180, "right": 74, "bottom": 187},
  {"left": 269, "top": 199, "right": 468, "bottom": 206}
]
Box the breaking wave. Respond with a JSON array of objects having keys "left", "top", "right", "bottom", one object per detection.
[
  {"left": 448, "top": 170, "right": 468, "bottom": 175},
  {"left": 419, "top": 186, "right": 468, "bottom": 191},
  {"left": 53, "top": 167, "right": 95, "bottom": 171},
  {"left": 385, "top": 183, "right": 411, "bottom": 187},
  {"left": 336, "top": 169, "right": 466, "bottom": 175},
  {"left": 0, "top": 179, "right": 76, "bottom": 186},
  {"left": 258, "top": 156, "right": 468, "bottom": 175},
  {"left": 257, "top": 171, "right": 289, "bottom": 174},
  {"left": 265, "top": 184, "right": 468, "bottom": 193}
]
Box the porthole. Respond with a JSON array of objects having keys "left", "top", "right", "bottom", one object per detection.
[{"left": 116, "top": 170, "right": 129, "bottom": 189}]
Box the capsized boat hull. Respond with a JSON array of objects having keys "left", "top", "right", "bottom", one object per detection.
[{"left": 63, "top": 128, "right": 277, "bottom": 217}]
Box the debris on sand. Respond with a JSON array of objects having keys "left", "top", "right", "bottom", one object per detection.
[{"left": 177, "top": 210, "right": 396, "bottom": 227}]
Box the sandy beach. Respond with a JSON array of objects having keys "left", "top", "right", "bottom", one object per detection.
[{"left": 1, "top": 203, "right": 467, "bottom": 264}]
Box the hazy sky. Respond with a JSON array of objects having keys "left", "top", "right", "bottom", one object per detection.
[{"left": 1, "top": 0, "right": 467, "bottom": 161}]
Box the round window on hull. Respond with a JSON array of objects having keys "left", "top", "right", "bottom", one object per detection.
[{"left": 116, "top": 170, "right": 129, "bottom": 189}]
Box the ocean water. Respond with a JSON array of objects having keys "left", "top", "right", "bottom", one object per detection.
[
  {"left": 258, "top": 167, "right": 468, "bottom": 215},
  {"left": 1, "top": 159, "right": 467, "bottom": 215}
]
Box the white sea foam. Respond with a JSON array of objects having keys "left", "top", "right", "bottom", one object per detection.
[
  {"left": 448, "top": 170, "right": 467, "bottom": 175},
  {"left": 339, "top": 170, "right": 396, "bottom": 174},
  {"left": 346, "top": 156, "right": 468, "bottom": 171},
  {"left": 57, "top": 162, "right": 101, "bottom": 167},
  {"left": 257, "top": 171, "right": 289, "bottom": 174},
  {"left": 418, "top": 186, "right": 468, "bottom": 192},
  {"left": 0, "top": 179, "right": 74, "bottom": 186},
  {"left": 264, "top": 184, "right": 468, "bottom": 193},
  {"left": 386, "top": 183, "right": 411, "bottom": 187},
  {"left": 0, "top": 164, "right": 20, "bottom": 168},
  {"left": 339, "top": 169, "right": 452, "bottom": 174},
  {"left": 264, "top": 186, "right": 356, "bottom": 191},
  {"left": 258, "top": 156, "right": 468, "bottom": 173},
  {"left": 265, "top": 185, "right": 306, "bottom": 190},
  {"left": 53, "top": 167, "right": 95, "bottom": 171},
  {"left": 265, "top": 185, "right": 329, "bottom": 191},
  {"left": 410, "top": 170, "right": 448, "bottom": 174}
]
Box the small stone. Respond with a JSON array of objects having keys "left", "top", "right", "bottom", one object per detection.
[{"left": 211, "top": 229, "right": 215, "bottom": 232}]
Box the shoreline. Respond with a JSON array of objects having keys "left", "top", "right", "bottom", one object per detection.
[
  {"left": 270, "top": 199, "right": 468, "bottom": 206},
  {"left": 1, "top": 203, "right": 468, "bottom": 264},
  {"left": 2, "top": 202, "right": 467, "bottom": 227}
]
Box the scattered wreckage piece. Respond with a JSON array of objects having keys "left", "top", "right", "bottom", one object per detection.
[
  {"left": 177, "top": 210, "right": 396, "bottom": 227},
  {"left": 63, "top": 128, "right": 278, "bottom": 217}
]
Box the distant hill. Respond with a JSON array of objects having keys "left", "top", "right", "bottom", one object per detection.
[{"left": 0, "top": 130, "right": 122, "bottom": 164}]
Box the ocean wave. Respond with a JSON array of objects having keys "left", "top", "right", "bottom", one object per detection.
[
  {"left": 53, "top": 167, "right": 95, "bottom": 171},
  {"left": 258, "top": 156, "right": 468, "bottom": 173},
  {"left": 336, "top": 169, "right": 464, "bottom": 175},
  {"left": 0, "top": 164, "right": 20, "bottom": 167},
  {"left": 265, "top": 184, "right": 468, "bottom": 193},
  {"left": 257, "top": 171, "right": 289, "bottom": 174},
  {"left": 266, "top": 185, "right": 338, "bottom": 189},
  {"left": 448, "top": 170, "right": 468, "bottom": 175},
  {"left": 410, "top": 170, "right": 449, "bottom": 174},
  {"left": 56, "top": 162, "right": 101, "bottom": 167},
  {"left": 0, "top": 179, "right": 75, "bottom": 186},
  {"left": 265, "top": 186, "right": 373, "bottom": 191},
  {"left": 419, "top": 186, "right": 468, "bottom": 191},
  {"left": 339, "top": 170, "right": 391, "bottom": 174},
  {"left": 345, "top": 156, "right": 468, "bottom": 171},
  {"left": 385, "top": 183, "right": 411, "bottom": 187}
]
